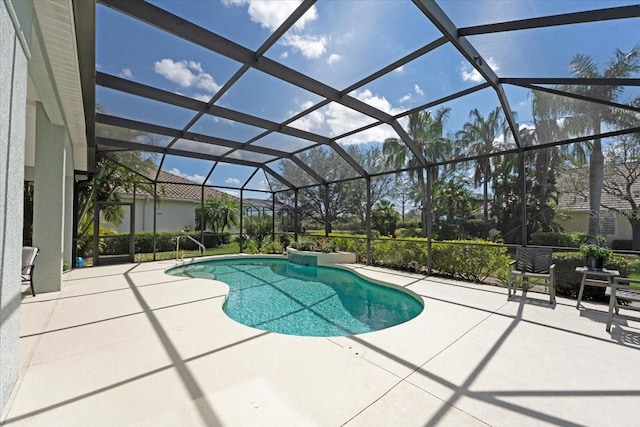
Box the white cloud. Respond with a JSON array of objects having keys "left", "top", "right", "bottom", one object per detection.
[
  {"left": 168, "top": 168, "right": 208, "bottom": 184},
  {"left": 326, "top": 53, "right": 342, "bottom": 65},
  {"left": 353, "top": 89, "right": 403, "bottom": 116},
  {"left": 193, "top": 93, "right": 212, "bottom": 102},
  {"left": 280, "top": 51, "right": 289, "bottom": 59},
  {"left": 155, "top": 59, "right": 196, "bottom": 87},
  {"left": 118, "top": 68, "right": 133, "bottom": 78},
  {"left": 326, "top": 90, "right": 402, "bottom": 143},
  {"left": 225, "top": 177, "right": 241, "bottom": 185},
  {"left": 154, "top": 59, "right": 221, "bottom": 93},
  {"left": 289, "top": 91, "right": 403, "bottom": 143},
  {"left": 256, "top": 179, "right": 270, "bottom": 191},
  {"left": 222, "top": 0, "right": 317, "bottom": 31},
  {"left": 414, "top": 84, "right": 424, "bottom": 96},
  {"left": 394, "top": 65, "right": 404, "bottom": 74},
  {"left": 187, "top": 60, "right": 203, "bottom": 73},
  {"left": 289, "top": 100, "right": 324, "bottom": 132},
  {"left": 399, "top": 93, "right": 412, "bottom": 103},
  {"left": 460, "top": 57, "right": 500, "bottom": 82},
  {"left": 283, "top": 34, "right": 326, "bottom": 59},
  {"left": 196, "top": 73, "right": 221, "bottom": 92}
]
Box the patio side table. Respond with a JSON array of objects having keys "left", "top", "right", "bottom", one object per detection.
[{"left": 574, "top": 267, "right": 620, "bottom": 311}]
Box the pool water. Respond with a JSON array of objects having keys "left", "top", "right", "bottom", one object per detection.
[{"left": 168, "top": 258, "right": 423, "bottom": 337}]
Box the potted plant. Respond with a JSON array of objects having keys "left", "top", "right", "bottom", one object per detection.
[{"left": 579, "top": 239, "right": 613, "bottom": 270}]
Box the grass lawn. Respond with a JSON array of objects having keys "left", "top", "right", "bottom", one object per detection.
[
  {"left": 134, "top": 241, "right": 241, "bottom": 262},
  {"left": 621, "top": 255, "right": 640, "bottom": 285}
]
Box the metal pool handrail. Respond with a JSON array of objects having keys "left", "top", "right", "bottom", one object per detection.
[{"left": 176, "top": 235, "right": 205, "bottom": 261}]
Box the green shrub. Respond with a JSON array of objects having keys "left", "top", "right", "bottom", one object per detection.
[
  {"left": 279, "top": 234, "right": 291, "bottom": 248},
  {"left": 99, "top": 231, "right": 231, "bottom": 255},
  {"left": 329, "top": 235, "right": 367, "bottom": 261},
  {"left": 320, "top": 242, "right": 336, "bottom": 253},
  {"left": 243, "top": 239, "right": 259, "bottom": 254},
  {"left": 262, "top": 238, "right": 284, "bottom": 254},
  {"left": 394, "top": 227, "right": 423, "bottom": 238},
  {"left": 101, "top": 234, "right": 130, "bottom": 255},
  {"left": 530, "top": 231, "right": 582, "bottom": 248},
  {"left": 463, "top": 219, "right": 485, "bottom": 238},
  {"left": 297, "top": 240, "right": 318, "bottom": 251},
  {"left": 553, "top": 252, "right": 628, "bottom": 301},
  {"left": 397, "top": 221, "right": 421, "bottom": 230},
  {"left": 431, "top": 240, "right": 509, "bottom": 282},
  {"left": 371, "top": 238, "right": 427, "bottom": 270}
]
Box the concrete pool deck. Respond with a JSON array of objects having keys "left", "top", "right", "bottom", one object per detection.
[{"left": 2, "top": 257, "right": 640, "bottom": 426}]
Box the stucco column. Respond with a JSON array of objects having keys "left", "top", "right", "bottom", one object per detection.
[
  {"left": 32, "top": 102, "right": 67, "bottom": 292},
  {"left": 0, "top": 0, "right": 30, "bottom": 413}
]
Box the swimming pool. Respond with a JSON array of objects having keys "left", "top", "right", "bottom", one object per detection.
[{"left": 167, "top": 257, "right": 423, "bottom": 337}]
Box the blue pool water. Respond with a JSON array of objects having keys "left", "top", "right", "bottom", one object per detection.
[{"left": 167, "top": 258, "right": 423, "bottom": 337}]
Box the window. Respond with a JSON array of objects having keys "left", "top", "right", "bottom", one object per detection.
[{"left": 598, "top": 216, "right": 615, "bottom": 236}]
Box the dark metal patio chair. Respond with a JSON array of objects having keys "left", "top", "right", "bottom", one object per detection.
[{"left": 22, "top": 246, "right": 39, "bottom": 297}]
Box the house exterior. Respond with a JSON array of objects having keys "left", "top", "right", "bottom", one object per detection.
[
  {"left": 557, "top": 173, "right": 639, "bottom": 245},
  {"left": 2, "top": 0, "right": 89, "bottom": 412},
  {"left": 109, "top": 170, "right": 294, "bottom": 233},
  {"left": 112, "top": 170, "right": 234, "bottom": 233}
]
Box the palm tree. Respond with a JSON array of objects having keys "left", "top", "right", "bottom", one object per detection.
[
  {"left": 456, "top": 107, "right": 508, "bottom": 237},
  {"left": 200, "top": 195, "right": 239, "bottom": 234},
  {"left": 529, "top": 91, "right": 572, "bottom": 231},
  {"left": 383, "top": 107, "right": 452, "bottom": 236},
  {"left": 371, "top": 199, "right": 400, "bottom": 236},
  {"left": 558, "top": 43, "right": 640, "bottom": 235}
]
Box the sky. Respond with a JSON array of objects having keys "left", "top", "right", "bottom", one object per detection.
[{"left": 95, "top": 0, "right": 640, "bottom": 199}]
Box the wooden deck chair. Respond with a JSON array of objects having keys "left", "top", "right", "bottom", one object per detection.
[{"left": 508, "top": 247, "right": 555, "bottom": 304}]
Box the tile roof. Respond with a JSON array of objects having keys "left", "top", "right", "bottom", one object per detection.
[
  {"left": 557, "top": 166, "right": 640, "bottom": 212},
  {"left": 121, "top": 170, "right": 235, "bottom": 202}
]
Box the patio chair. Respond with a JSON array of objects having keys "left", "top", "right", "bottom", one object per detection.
[
  {"left": 508, "top": 247, "right": 555, "bottom": 304},
  {"left": 22, "top": 246, "right": 39, "bottom": 297}
]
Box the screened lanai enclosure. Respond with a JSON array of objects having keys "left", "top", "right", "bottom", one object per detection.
[{"left": 78, "top": 0, "right": 640, "bottom": 277}]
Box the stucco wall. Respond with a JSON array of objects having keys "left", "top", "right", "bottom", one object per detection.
[
  {"left": 110, "top": 198, "right": 198, "bottom": 233},
  {"left": 0, "top": 0, "right": 29, "bottom": 414},
  {"left": 557, "top": 210, "right": 633, "bottom": 244}
]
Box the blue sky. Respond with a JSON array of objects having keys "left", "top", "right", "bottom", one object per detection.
[{"left": 95, "top": 0, "right": 640, "bottom": 198}]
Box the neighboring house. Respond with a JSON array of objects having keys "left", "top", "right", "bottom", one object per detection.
[
  {"left": 108, "top": 170, "right": 295, "bottom": 233},
  {"left": 110, "top": 170, "right": 234, "bottom": 233},
  {"left": 557, "top": 171, "right": 639, "bottom": 244}
]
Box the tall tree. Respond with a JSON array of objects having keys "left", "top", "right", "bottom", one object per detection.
[
  {"left": 456, "top": 107, "right": 508, "bottom": 237},
  {"left": 383, "top": 107, "right": 452, "bottom": 236},
  {"left": 431, "top": 177, "right": 474, "bottom": 240},
  {"left": 279, "top": 146, "right": 360, "bottom": 232},
  {"left": 528, "top": 91, "right": 569, "bottom": 232},
  {"left": 601, "top": 133, "right": 640, "bottom": 249},
  {"left": 346, "top": 145, "right": 395, "bottom": 228},
  {"left": 558, "top": 43, "right": 640, "bottom": 235}
]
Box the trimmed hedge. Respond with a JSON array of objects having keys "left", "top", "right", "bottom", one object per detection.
[
  {"left": 327, "top": 235, "right": 509, "bottom": 283},
  {"left": 100, "top": 231, "right": 231, "bottom": 255},
  {"left": 529, "top": 231, "right": 588, "bottom": 248},
  {"left": 432, "top": 240, "right": 509, "bottom": 283},
  {"left": 553, "top": 252, "right": 628, "bottom": 301}
]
